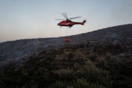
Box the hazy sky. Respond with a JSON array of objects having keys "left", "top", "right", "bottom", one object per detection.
[{"left": 0, "top": 0, "right": 132, "bottom": 42}]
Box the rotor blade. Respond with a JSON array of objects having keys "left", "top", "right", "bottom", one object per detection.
[
  {"left": 55, "top": 19, "right": 65, "bottom": 20},
  {"left": 69, "top": 16, "right": 81, "bottom": 19},
  {"left": 61, "top": 13, "right": 68, "bottom": 19}
]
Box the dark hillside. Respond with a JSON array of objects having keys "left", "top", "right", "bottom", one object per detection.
[
  {"left": 69, "top": 24, "right": 132, "bottom": 43},
  {"left": 0, "top": 41, "right": 132, "bottom": 88},
  {"left": 0, "top": 24, "right": 132, "bottom": 68}
]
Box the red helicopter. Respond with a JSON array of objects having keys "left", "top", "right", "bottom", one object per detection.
[{"left": 56, "top": 13, "right": 86, "bottom": 28}]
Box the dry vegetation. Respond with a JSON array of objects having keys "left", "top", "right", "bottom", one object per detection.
[{"left": 0, "top": 41, "right": 132, "bottom": 88}]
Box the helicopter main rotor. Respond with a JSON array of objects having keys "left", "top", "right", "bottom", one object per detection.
[{"left": 55, "top": 13, "right": 81, "bottom": 20}]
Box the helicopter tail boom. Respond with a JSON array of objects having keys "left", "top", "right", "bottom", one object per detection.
[{"left": 81, "top": 20, "right": 86, "bottom": 25}]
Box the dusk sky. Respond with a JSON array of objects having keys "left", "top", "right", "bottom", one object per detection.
[{"left": 0, "top": 0, "right": 132, "bottom": 43}]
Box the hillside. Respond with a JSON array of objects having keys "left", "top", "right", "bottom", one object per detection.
[
  {"left": 0, "top": 24, "right": 132, "bottom": 69},
  {"left": 0, "top": 40, "right": 132, "bottom": 88}
]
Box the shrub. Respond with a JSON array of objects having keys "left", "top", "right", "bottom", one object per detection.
[
  {"left": 23, "top": 65, "right": 27, "bottom": 69},
  {"left": 73, "top": 78, "right": 105, "bottom": 88},
  {"left": 30, "top": 61, "right": 36, "bottom": 65},
  {"left": 35, "top": 63, "right": 40, "bottom": 67},
  {"left": 40, "top": 50, "right": 46, "bottom": 54},
  {"left": 81, "top": 60, "right": 111, "bottom": 86},
  {"left": 105, "top": 53, "right": 112, "bottom": 61},
  {"left": 61, "top": 69, "right": 73, "bottom": 80},
  {"left": 7, "top": 70, "right": 14, "bottom": 77},
  {"left": 28, "top": 70, "right": 34, "bottom": 76},
  {"left": 14, "top": 68, "right": 23, "bottom": 76},
  {"left": 119, "top": 59, "right": 132, "bottom": 77},
  {"left": 114, "top": 44, "right": 121, "bottom": 50},
  {"left": 96, "top": 59, "right": 108, "bottom": 70},
  {"left": 76, "top": 58, "right": 84, "bottom": 62},
  {"left": 49, "top": 72, "right": 59, "bottom": 79},
  {"left": 50, "top": 81, "right": 67, "bottom": 88},
  {"left": 62, "top": 58, "right": 67, "bottom": 62},
  {"left": 48, "top": 65, "right": 54, "bottom": 71},
  {"left": 85, "top": 51, "right": 90, "bottom": 55},
  {"left": 69, "top": 63, "right": 74, "bottom": 69},
  {"left": 71, "top": 46, "right": 77, "bottom": 51},
  {"left": 36, "top": 71, "right": 43, "bottom": 76},
  {"left": 89, "top": 54, "right": 97, "bottom": 62},
  {"left": 0, "top": 70, "right": 4, "bottom": 76},
  {"left": 68, "top": 53, "right": 74, "bottom": 60},
  {"left": 21, "top": 73, "right": 30, "bottom": 82},
  {"left": 46, "top": 57, "right": 55, "bottom": 62},
  {"left": 61, "top": 63, "right": 69, "bottom": 69},
  {"left": 39, "top": 62, "right": 45, "bottom": 67},
  {"left": 52, "top": 66, "right": 60, "bottom": 70},
  {"left": 34, "top": 66, "right": 39, "bottom": 71},
  {"left": 79, "top": 43, "right": 85, "bottom": 48},
  {"left": 73, "top": 63, "right": 80, "bottom": 70},
  {"left": 58, "top": 50, "right": 65, "bottom": 55},
  {"left": 97, "top": 48, "right": 104, "bottom": 55},
  {"left": 44, "top": 61, "right": 51, "bottom": 68},
  {"left": 42, "top": 69, "right": 45, "bottom": 73}
]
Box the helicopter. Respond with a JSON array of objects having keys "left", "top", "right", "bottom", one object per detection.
[{"left": 56, "top": 13, "right": 86, "bottom": 28}]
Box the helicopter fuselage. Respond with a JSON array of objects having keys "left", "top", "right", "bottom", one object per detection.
[{"left": 58, "top": 20, "right": 86, "bottom": 28}]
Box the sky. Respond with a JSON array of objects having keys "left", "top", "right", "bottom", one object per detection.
[{"left": 0, "top": 0, "right": 132, "bottom": 43}]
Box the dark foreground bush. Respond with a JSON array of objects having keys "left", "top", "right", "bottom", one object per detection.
[
  {"left": 46, "top": 56, "right": 55, "bottom": 62},
  {"left": 68, "top": 53, "right": 74, "bottom": 61},
  {"left": 89, "top": 54, "right": 97, "bottom": 62},
  {"left": 96, "top": 56, "right": 132, "bottom": 88},
  {"left": 1, "top": 54, "right": 132, "bottom": 88},
  {"left": 50, "top": 81, "right": 67, "bottom": 88},
  {"left": 73, "top": 78, "right": 105, "bottom": 88},
  {"left": 59, "top": 60, "right": 112, "bottom": 87}
]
